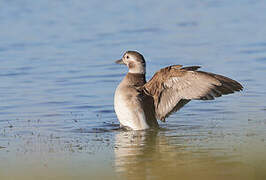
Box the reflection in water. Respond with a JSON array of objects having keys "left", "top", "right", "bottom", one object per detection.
[
  {"left": 115, "top": 130, "right": 161, "bottom": 180},
  {"left": 115, "top": 130, "right": 159, "bottom": 173},
  {"left": 114, "top": 130, "right": 265, "bottom": 180}
]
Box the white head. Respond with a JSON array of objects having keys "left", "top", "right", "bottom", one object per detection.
[{"left": 115, "top": 51, "right": 146, "bottom": 74}]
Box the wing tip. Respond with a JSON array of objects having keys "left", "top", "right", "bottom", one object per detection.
[{"left": 181, "top": 66, "right": 201, "bottom": 71}]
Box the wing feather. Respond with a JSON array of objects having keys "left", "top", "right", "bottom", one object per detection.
[{"left": 144, "top": 65, "right": 243, "bottom": 121}]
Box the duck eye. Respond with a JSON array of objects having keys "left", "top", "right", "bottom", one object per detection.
[{"left": 126, "top": 56, "right": 129, "bottom": 59}]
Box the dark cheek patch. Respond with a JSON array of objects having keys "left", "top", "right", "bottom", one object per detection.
[{"left": 128, "top": 62, "right": 135, "bottom": 69}]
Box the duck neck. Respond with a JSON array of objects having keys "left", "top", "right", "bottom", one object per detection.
[{"left": 124, "top": 73, "right": 146, "bottom": 87}]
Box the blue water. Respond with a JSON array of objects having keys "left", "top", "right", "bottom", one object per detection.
[{"left": 0, "top": 0, "right": 266, "bottom": 179}]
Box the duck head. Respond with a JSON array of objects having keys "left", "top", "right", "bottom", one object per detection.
[{"left": 115, "top": 51, "right": 146, "bottom": 74}]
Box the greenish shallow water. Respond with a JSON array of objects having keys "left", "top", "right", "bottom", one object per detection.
[{"left": 1, "top": 0, "right": 266, "bottom": 179}]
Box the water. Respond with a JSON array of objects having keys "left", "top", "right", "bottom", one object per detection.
[{"left": 0, "top": 0, "right": 266, "bottom": 179}]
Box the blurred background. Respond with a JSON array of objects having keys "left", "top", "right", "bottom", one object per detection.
[{"left": 0, "top": 0, "right": 266, "bottom": 179}]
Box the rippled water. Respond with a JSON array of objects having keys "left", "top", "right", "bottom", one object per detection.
[{"left": 1, "top": 0, "right": 266, "bottom": 179}]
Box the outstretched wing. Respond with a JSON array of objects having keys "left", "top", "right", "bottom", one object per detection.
[{"left": 143, "top": 65, "right": 243, "bottom": 121}]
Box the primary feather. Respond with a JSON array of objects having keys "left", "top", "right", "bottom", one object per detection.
[{"left": 144, "top": 65, "right": 243, "bottom": 121}]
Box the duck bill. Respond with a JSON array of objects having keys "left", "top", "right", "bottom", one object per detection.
[{"left": 115, "top": 59, "right": 125, "bottom": 65}]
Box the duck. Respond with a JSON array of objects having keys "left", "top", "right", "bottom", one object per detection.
[{"left": 114, "top": 51, "right": 243, "bottom": 130}]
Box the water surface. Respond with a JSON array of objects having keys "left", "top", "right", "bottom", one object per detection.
[{"left": 0, "top": 0, "right": 266, "bottom": 179}]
